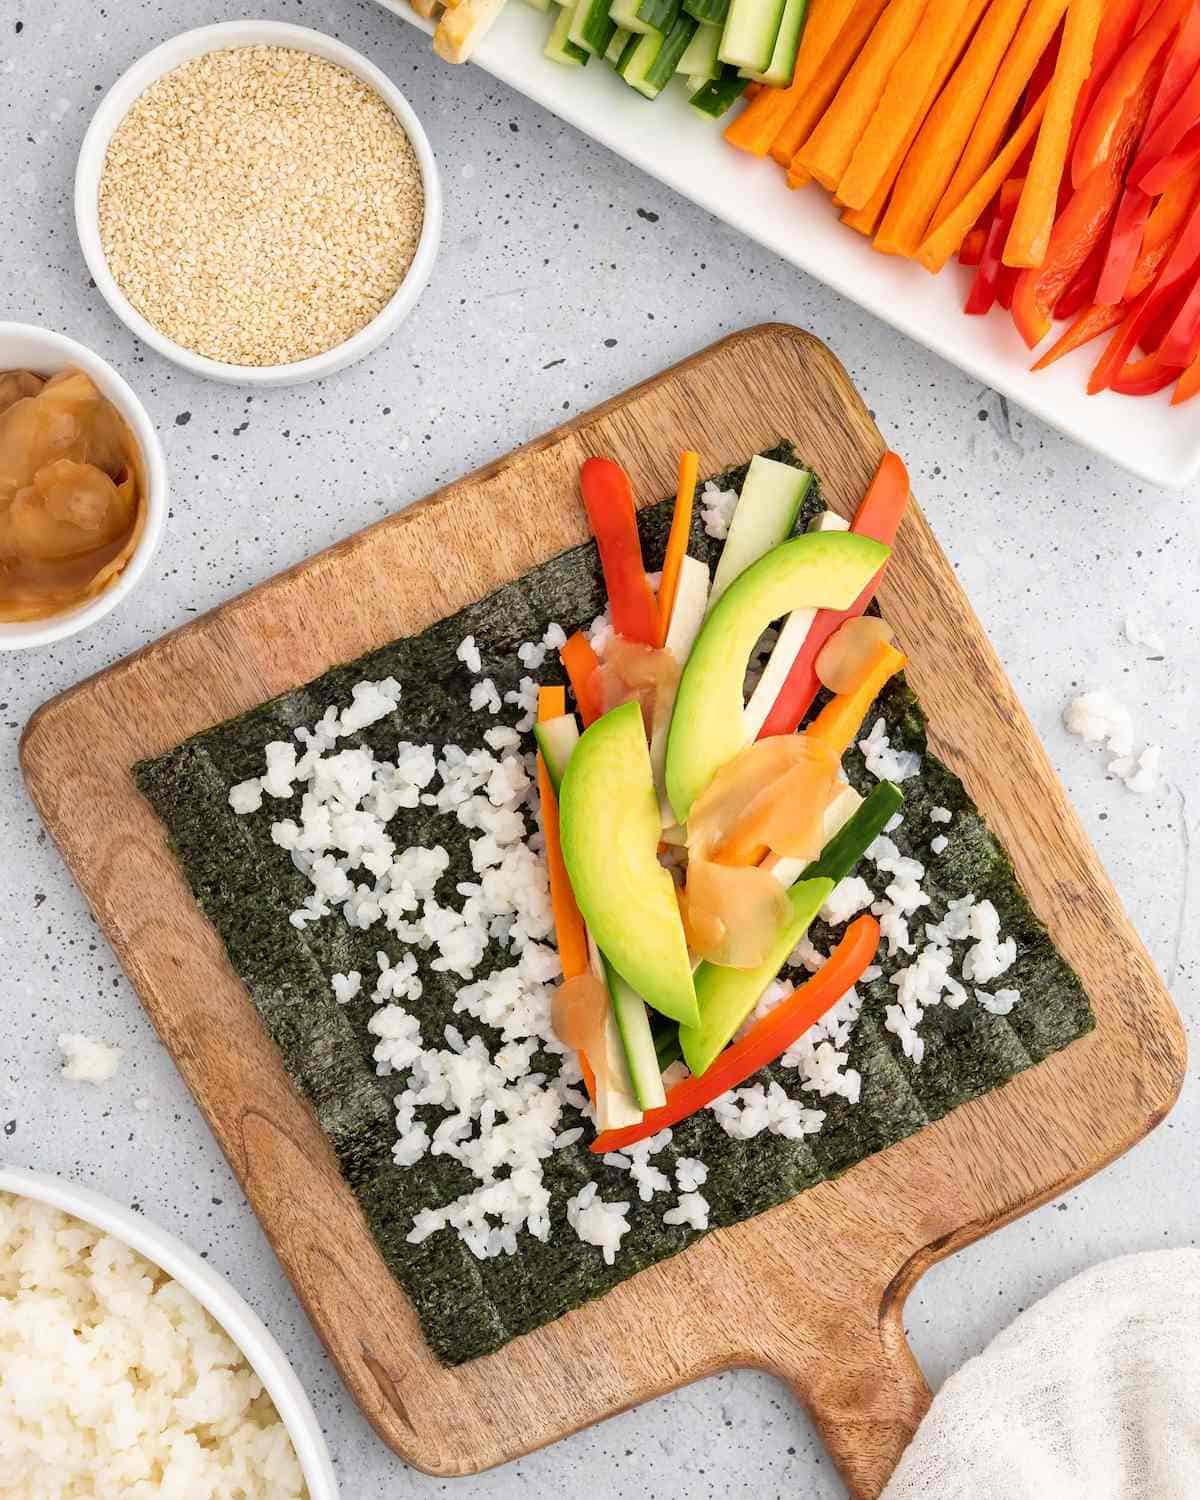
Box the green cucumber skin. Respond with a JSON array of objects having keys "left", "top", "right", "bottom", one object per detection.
[
  {"left": 719, "top": 0, "right": 787, "bottom": 72},
  {"left": 688, "top": 66, "right": 749, "bottom": 116},
  {"left": 618, "top": 27, "right": 665, "bottom": 94},
  {"left": 609, "top": 0, "right": 657, "bottom": 35},
  {"left": 545, "top": 1, "right": 591, "bottom": 62},
  {"left": 606, "top": 960, "right": 668, "bottom": 1110},
  {"left": 743, "top": 0, "right": 808, "bottom": 84},
  {"left": 571, "top": 0, "right": 619, "bottom": 55},
  {"left": 801, "top": 781, "right": 903, "bottom": 885},
  {"left": 645, "top": 13, "right": 699, "bottom": 89},
  {"left": 683, "top": 0, "right": 730, "bottom": 25},
  {"left": 677, "top": 19, "right": 721, "bottom": 76},
  {"left": 637, "top": 0, "right": 682, "bottom": 33},
  {"left": 606, "top": 23, "right": 633, "bottom": 61},
  {"left": 654, "top": 781, "right": 904, "bottom": 1072}
]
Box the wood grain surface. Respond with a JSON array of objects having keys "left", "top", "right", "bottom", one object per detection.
[{"left": 21, "top": 325, "right": 1185, "bottom": 1499}]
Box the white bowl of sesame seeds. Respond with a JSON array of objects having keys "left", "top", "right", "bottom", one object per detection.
[{"left": 75, "top": 22, "right": 441, "bottom": 387}]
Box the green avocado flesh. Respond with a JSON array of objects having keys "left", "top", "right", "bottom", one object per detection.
[
  {"left": 665, "top": 530, "right": 889, "bottom": 821},
  {"left": 135, "top": 444, "right": 1093, "bottom": 1369},
  {"left": 679, "top": 876, "right": 833, "bottom": 1076},
  {"left": 560, "top": 701, "right": 700, "bottom": 1029}
]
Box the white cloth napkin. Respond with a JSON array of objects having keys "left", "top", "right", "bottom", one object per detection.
[{"left": 882, "top": 1250, "right": 1200, "bottom": 1500}]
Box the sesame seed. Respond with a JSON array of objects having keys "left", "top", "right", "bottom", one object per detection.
[{"left": 98, "top": 47, "right": 425, "bottom": 368}]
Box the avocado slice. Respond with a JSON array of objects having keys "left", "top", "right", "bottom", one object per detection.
[
  {"left": 560, "top": 701, "right": 700, "bottom": 1029},
  {"left": 678, "top": 875, "right": 833, "bottom": 1077},
  {"left": 664, "top": 531, "right": 890, "bottom": 821}
]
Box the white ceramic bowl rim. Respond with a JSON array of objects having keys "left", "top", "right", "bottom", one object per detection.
[
  {"left": 75, "top": 20, "right": 442, "bottom": 387},
  {"left": 0, "top": 321, "right": 168, "bottom": 651},
  {"left": 0, "top": 1164, "right": 339, "bottom": 1500}
]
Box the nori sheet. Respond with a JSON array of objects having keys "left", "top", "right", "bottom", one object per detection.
[{"left": 135, "top": 445, "right": 1093, "bottom": 1364}]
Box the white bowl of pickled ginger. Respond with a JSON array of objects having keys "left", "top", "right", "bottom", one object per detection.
[{"left": 0, "top": 322, "right": 167, "bottom": 650}]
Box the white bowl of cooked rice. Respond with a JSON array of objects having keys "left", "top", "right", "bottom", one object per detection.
[
  {"left": 0, "top": 1164, "right": 338, "bottom": 1500},
  {"left": 75, "top": 21, "right": 441, "bottom": 386}
]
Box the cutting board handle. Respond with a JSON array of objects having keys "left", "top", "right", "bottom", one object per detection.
[{"left": 772, "top": 1292, "right": 931, "bottom": 1500}]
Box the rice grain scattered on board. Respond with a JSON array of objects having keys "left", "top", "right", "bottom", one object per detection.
[{"left": 98, "top": 46, "right": 424, "bottom": 367}]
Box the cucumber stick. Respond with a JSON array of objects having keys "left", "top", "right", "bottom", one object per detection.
[
  {"left": 707, "top": 454, "right": 813, "bottom": 609},
  {"left": 545, "top": 2, "right": 590, "bottom": 62},
  {"left": 605, "top": 958, "right": 668, "bottom": 1110},
  {"left": 677, "top": 19, "right": 720, "bottom": 77},
  {"left": 688, "top": 64, "right": 749, "bottom": 115},
  {"left": 570, "top": 0, "right": 618, "bottom": 54},
  {"left": 683, "top": 0, "right": 729, "bottom": 25},
  {"left": 644, "top": 13, "right": 698, "bottom": 90},
  {"left": 534, "top": 713, "right": 581, "bottom": 792},
  {"left": 606, "top": 23, "right": 633, "bottom": 60},
  {"left": 616, "top": 28, "right": 662, "bottom": 93},
  {"left": 524, "top": 0, "right": 554, "bottom": 13},
  {"left": 741, "top": 0, "right": 806, "bottom": 83},
  {"left": 719, "top": 0, "right": 786, "bottom": 72},
  {"left": 609, "top": 0, "right": 657, "bottom": 35}
]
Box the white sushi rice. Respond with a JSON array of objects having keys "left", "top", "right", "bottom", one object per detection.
[
  {"left": 858, "top": 718, "right": 921, "bottom": 783},
  {"left": 229, "top": 663, "right": 1023, "bottom": 1266},
  {"left": 0, "top": 1193, "right": 305, "bottom": 1500},
  {"left": 700, "top": 482, "right": 739, "bottom": 540},
  {"left": 57, "top": 1033, "right": 122, "bottom": 1085}
]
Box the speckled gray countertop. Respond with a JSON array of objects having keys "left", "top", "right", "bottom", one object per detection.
[{"left": 1, "top": 2, "right": 1197, "bottom": 1496}]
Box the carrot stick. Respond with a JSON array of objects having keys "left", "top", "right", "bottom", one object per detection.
[
  {"left": 724, "top": 0, "right": 859, "bottom": 157},
  {"left": 656, "top": 450, "right": 698, "bottom": 649},
  {"left": 917, "top": 85, "right": 1050, "bottom": 270},
  {"left": 1004, "top": 0, "right": 1104, "bottom": 267},
  {"left": 771, "top": 0, "right": 892, "bottom": 167},
  {"left": 1171, "top": 347, "right": 1200, "bottom": 401},
  {"left": 841, "top": 0, "right": 988, "bottom": 236},
  {"left": 874, "top": 0, "right": 1031, "bottom": 257},
  {"left": 804, "top": 640, "right": 907, "bottom": 758},
  {"left": 931, "top": 0, "right": 1069, "bottom": 235},
  {"left": 797, "top": 0, "right": 929, "bottom": 191},
  {"left": 560, "top": 632, "right": 603, "bottom": 726},
  {"left": 536, "top": 695, "right": 589, "bottom": 984},
  {"left": 838, "top": 0, "right": 975, "bottom": 211}
]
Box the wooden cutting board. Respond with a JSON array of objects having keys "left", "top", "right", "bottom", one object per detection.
[{"left": 21, "top": 325, "right": 1184, "bottom": 1499}]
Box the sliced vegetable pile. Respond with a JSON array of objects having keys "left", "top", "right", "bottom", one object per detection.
[
  {"left": 536, "top": 447, "right": 912, "bottom": 1146},
  {"left": 724, "top": 0, "right": 1200, "bottom": 403}
]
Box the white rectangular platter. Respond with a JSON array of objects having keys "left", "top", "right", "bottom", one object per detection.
[{"left": 377, "top": 0, "right": 1197, "bottom": 489}]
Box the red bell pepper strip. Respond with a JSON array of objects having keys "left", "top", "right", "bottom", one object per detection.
[
  {"left": 1071, "top": 0, "right": 1188, "bottom": 189},
  {"left": 578, "top": 457, "right": 660, "bottom": 646},
  {"left": 959, "top": 226, "right": 987, "bottom": 267},
  {"left": 1131, "top": 6, "right": 1200, "bottom": 185},
  {"left": 756, "top": 453, "right": 909, "bottom": 741},
  {"left": 1110, "top": 349, "right": 1183, "bottom": 393},
  {"left": 1091, "top": 182, "right": 1200, "bottom": 389},
  {"left": 966, "top": 180, "right": 1024, "bottom": 316},
  {"left": 1139, "top": 121, "right": 1200, "bottom": 193},
  {"left": 1157, "top": 267, "right": 1200, "bottom": 362},
  {"left": 1171, "top": 346, "right": 1200, "bottom": 399},
  {"left": 590, "top": 915, "right": 881, "bottom": 1154},
  {"left": 1054, "top": 229, "right": 1111, "bottom": 317},
  {"left": 1069, "top": 0, "right": 1143, "bottom": 155},
  {"left": 1013, "top": 59, "right": 1164, "bottom": 348},
  {"left": 1096, "top": 187, "right": 1154, "bottom": 304}
]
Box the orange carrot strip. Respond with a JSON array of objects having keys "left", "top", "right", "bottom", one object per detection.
[
  {"left": 560, "top": 632, "right": 603, "bottom": 725},
  {"left": 724, "top": 0, "right": 859, "bottom": 156},
  {"left": 841, "top": 0, "right": 988, "bottom": 235},
  {"left": 797, "top": 0, "right": 929, "bottom": 191},
  {"left": 875, "top": 0, "right": 1031, "bottom": 257},
  {"left": 1171, "top": 347, "right": 1200, "bottom": 402},
  {"left": 917, "top": 85, "right": 1050, "bottom": 270},
  {"left": 536, "top": 703, "right": 588, "bottom": 985},
  {"left": 931, "top": 0, "right": 1069, "bottom": 234},
  {"left": 805, "top": 639, "right": 907, "bottom": 758},
  {"left": 537, "top": 686, "right": 593, "bottom": 1099},
  {"left": 1004, "top": 0, "right": 1104, "bottom": 267},
  {"left": 656, "top": 450, "right": 698, "bottom": 648},
  {"left": 838, "top": 0, "right": 975, "bottom": 210},
  {"left": 771, "top": 0, "right": 892, "bottom": 167}
]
